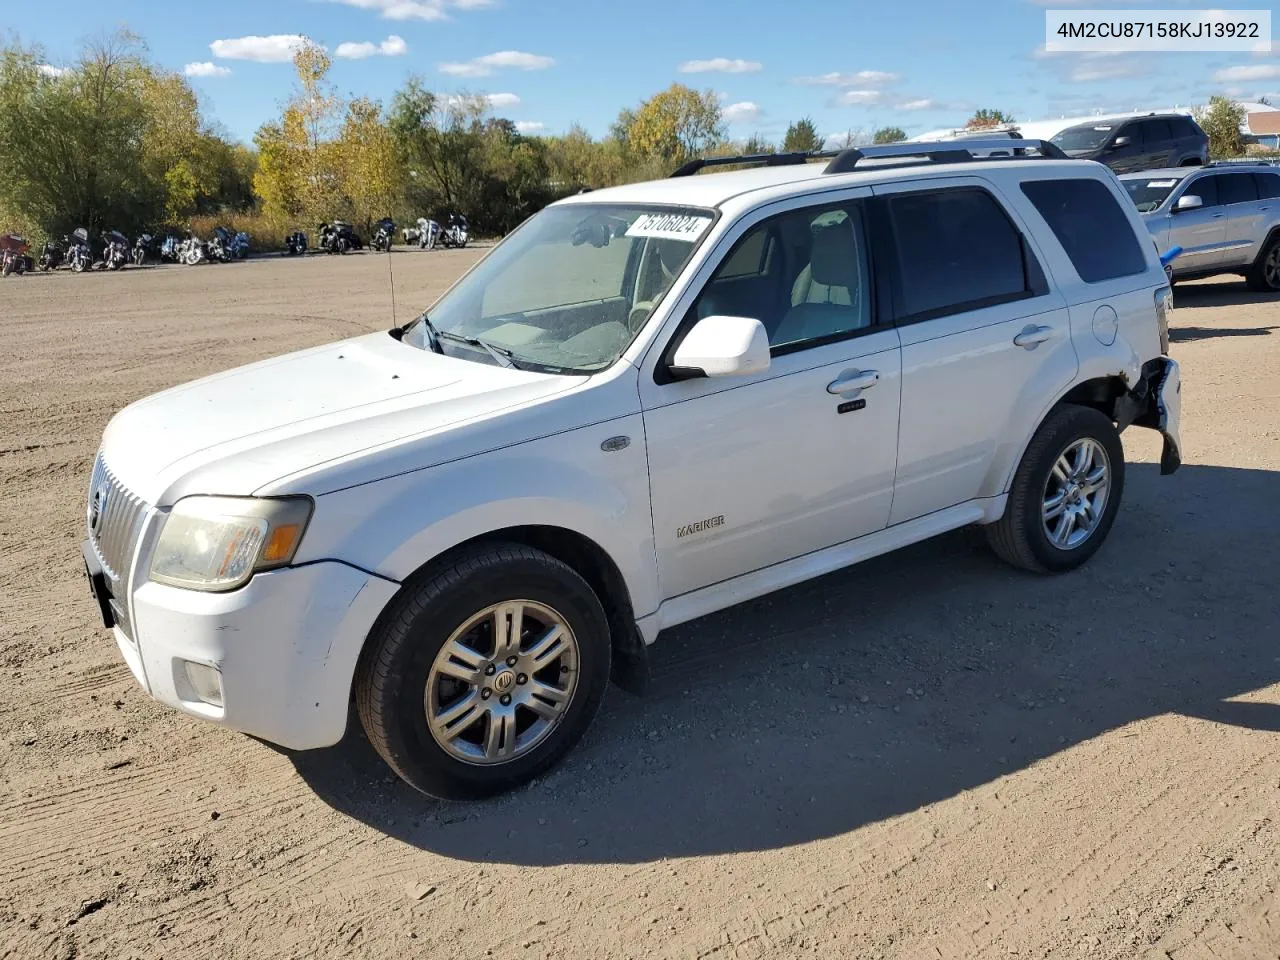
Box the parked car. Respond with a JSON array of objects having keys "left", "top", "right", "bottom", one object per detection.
[
  {"left": 82, "top": 140, "right": 1181, "bottom": 800},
  {"left": 1051, "top": 114, "right": 1208, "bottom": 173},
  {"left": 1119, "top": 162, "right": 1280, "bottom": 290}
]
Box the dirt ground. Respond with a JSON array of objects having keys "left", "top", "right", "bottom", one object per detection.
[{"left": 2, "top": 251, "right": 1279, "bottom": 960}]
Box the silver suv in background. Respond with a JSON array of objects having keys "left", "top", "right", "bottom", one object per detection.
[{"left": 1120, "top": 163, "right": 1280, "bottom": 291}]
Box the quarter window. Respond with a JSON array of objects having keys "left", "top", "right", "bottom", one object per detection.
[
  {"left": 885, "top": 187, "right": 1036, "bottom": 320},
  {"left": 1256, "top": 173, "right": 1280, "bottom": 200},
  {"left": 1021, "top": 178, "right": 1148, "bottom": 283},
  {"left": 689, "top": 203, "right": 873, "bottom": 351}
]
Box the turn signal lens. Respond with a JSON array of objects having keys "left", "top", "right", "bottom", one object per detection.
[{"left": 261, "top": 523, "right": 305, "bottom": 566}]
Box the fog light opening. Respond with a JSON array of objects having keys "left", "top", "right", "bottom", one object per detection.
[{"left": 182, "top": 661, "right": 224, "bottom": 708}]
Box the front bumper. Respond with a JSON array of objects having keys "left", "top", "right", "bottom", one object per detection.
[{"left": 105, "top": 560, "right": 399, "bottom": 750}]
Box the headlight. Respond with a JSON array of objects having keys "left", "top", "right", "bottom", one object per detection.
[{"left": 149, "top": 496, "right": 313, "bottom": 592}]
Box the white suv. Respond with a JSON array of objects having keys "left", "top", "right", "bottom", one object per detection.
[{"left": 83, "top": 141, "right": 1182, "bottom": 799}]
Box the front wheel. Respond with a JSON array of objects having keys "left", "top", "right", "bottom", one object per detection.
[
  {"left": 356, "top": 544, "right": 611, "bottom": 800},
  {"left": 1245, "top": 234, "right": 1280, "bottom": 293},
  {"left": 1, "top": 258, "right": 12, "bottom": 277},
  {"left": 71, "top": 256, "right": 86, "bottom": 273},
  {"left": 986, "top": 404, "right": 1125, "bottom": 573}
]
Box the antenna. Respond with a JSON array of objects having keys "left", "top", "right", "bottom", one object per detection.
[{"left": 386, "top": 240, "right": 398, "bottom": 330}]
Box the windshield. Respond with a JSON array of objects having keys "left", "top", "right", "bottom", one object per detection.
[
  {"left": 1051, "top": 124, "right": 1115, "bottom": 151},
  {"left": 1122, "top": 176, "right": 1181, "bottom": 213},
  {"left": 403, "top": 203, "right": 713, "bottom": 373}
]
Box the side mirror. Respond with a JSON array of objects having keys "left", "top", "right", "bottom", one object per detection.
[
  {"left": 1111, "top": 135, "right": 1132, "bottom": 149},
  {"left": 1175, "top": 194, "right": 1203, "bottom": 212},
  {"left": 670, "top": 315, "right": 770, "bottom": 379}
]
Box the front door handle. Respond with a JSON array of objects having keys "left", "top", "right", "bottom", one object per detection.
[
  {"left": 827, "top": 369, "right": 879, "bottom": 395},
  {"left": 1013, "top": 324, "right": 1055, "bottom": 350}
]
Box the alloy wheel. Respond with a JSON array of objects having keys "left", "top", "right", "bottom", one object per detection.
[
  {"left": 425, "top": 600, "right": 580, "bottom": 765},
  {"left": 1042, "top": 437, "right": 1111, "bottom": 550}
]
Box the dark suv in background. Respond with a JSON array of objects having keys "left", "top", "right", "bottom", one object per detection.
[{"left": 1051, "top": 114, "right": 1208, "bottom": 173}]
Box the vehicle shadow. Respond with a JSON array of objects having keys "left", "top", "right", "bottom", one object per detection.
[
  {"left": 290, "top": 463, "right": 1280, "bottom": 865},
  {"left": 1170, "top": 325, "right": 1276, "bottom": 343},
  {"left": 1173, "top": 278, "right": 1278, "bottom": 309}
]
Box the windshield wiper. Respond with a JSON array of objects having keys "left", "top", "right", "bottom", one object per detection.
[
  {"left": 435, "top": 329, "right": 524, "bottom": 370},
  {"left": 415, "top": 314, "right": 443, "bottom": 354}
]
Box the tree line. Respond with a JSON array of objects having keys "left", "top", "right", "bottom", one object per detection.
[{"left": 0, "top": 29, "right": 1021, "bottom": 246}]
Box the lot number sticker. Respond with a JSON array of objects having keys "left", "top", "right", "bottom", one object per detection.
[{"left": 625, "top": 213, "right": 712, "bottom": 242}]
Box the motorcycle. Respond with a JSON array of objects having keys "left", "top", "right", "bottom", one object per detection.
[
  {"left": 100, "top": 230, "right": 129, "bottom": 270},
  {"left": 231, "top": 231, "right": 251, "bottom": 259},
  {"left": 283, "top": 231, "right": 308, "bottom": 256},
  {"left": 440, "top": 213, "right": 469, "bottom": 249},
  {"left": 208, "top": 226, "right": 234, "bottom": 263},
  {"left": 1, "top": 234, "right": 31, "bottom": 277},
  {"left": 133, "top": 233, "right": 155, "bottom": 267},
  {"left": 179, "top": 234, "right": 207, "bottom": 266},
  {"left": 38, "top": 236, "right": 66, "bottom": 271},
  {"left": 160, "top": 234, "right": 181, "bottom": 263},
  {"left": 414, "top": 217, "right": 441, "bottom": 249},
  {"left": 372, "top": 218, "right": 394, "bottom": 253},
  {"left": 67, "top": 227, "right": 93, "bottom": 273},
  {"left": 318, "top": 221, "right": 360, "bottom": 254}
]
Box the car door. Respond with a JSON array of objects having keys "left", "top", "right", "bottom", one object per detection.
[
  {"left": 1218, "top": 173, "right": 1263, "bottom": 269},
  {"left": 1168, "top": 174, "right": 1227, "bottom": 271},
  {"left": 1104, "top": 121, "right": 1145, "bottom": 173},
  {"left": 1139, "top": 119, "right": 1175, "bottom": 169},
  {"left": 874, "top": 178, "right": 1076, "bottom": 525},
  {"left": 640, "top": 192, "right": 902, "bottom": 599}
]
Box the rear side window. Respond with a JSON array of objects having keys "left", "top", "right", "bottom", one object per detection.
[
  {"left": 1021, "top": 178, "right": 1147, "bottom": 283},
  {"left": 1219, "top": 174, "right": 1258, "bottom": 205},
  {"left": 1256, "top": 173, "right": 1280, "bottom": 200},
  {"left": 884, "top": 188, "right": 1034, "bottom": 321},
  {"left": 1141, "top": 119, "right": 1172, "bottom": 143}
]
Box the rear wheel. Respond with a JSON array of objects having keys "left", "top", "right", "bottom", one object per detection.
[
  {"left": 986, "top": 404, "right": 1125, "bottom": 573},
  {"left": 1245, "top": 234, "right": 1280, "bottom": 293},
  {"left": 356, "top": 544, "right": 611, "bottom": 800}
]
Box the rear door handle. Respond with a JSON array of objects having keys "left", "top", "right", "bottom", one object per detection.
[
  {"left": 1013, "top": 324, "right": 1055, "bottom": 350},
  {"left": 827, "top": 369, "right": 879, "bottom": 395}
]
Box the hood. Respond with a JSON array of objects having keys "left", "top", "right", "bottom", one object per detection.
[{"left": 100, "top": 331, "right": 577, "bottom": 504}]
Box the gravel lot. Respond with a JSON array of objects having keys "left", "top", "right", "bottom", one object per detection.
[{"left": 2, "top": 252, "right": 1278, "bottom": 960}]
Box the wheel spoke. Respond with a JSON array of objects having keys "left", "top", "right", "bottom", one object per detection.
[
  {"left": 1054, "top": 511, "right": 1077, "bottom": 546},
  {"left": 492, "top": 603, "right": 524, "bottom": 657},
  {"left": 1080, "top": 465, "right": 1108, "bottom": 496},
  {"left": 525, "top": 680, "right": 570, "bottom": 720},
  {"left": 431, "top": 692, "right": 483, "bottom": 740},
  {"left": 525, "top": 624, "right": 566, "bottom": 665},
  {"left": 483, "top": 710, "right": 518, "bottom": 760},
  {"left": 436, "top": 640, "right": 486, "bottom": 684},
  {"left": 1051, "top": 458, "right": 1070, "bottom": 486},
  {"left": 1043, "top": 491, "right": 1067, "bottom": 521}
]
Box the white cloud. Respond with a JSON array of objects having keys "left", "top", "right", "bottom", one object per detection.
[
  {"left": 335, "top": 35, "right": 408, "bottom": 59},
  {"left": 837, "top": 89, "right": 885, "bottom": 106},
  {"left": 329, "top": 0, "right": 494, "bottom": 20},
  {"left": 184, "top": 62, "right": 232, "bottom": 78},
  {"left": 723, "top": 101, "right": 762, "bottom": 124},
  {"left": 678, "top": 58, "right": 762, "bottom": 74},
  {"left": 1069, "top": 60, "right": 1148, "bottom": 82},
  {"left": 37, "top": 64, "right": 66, "bottom": 78},
  {"left": 1213, "top": 64, "right": 1280, "bottom": 83},
  {"left": 796, "top": 70, "right": 900, "bottom": 87},
  {"left": 899, "top": 98, "right": 936, "bottom": 110},
  {"left": 210, "top": 35, "right": 312, "bottom": 63},
  {"left": 439, "top": 50, "right": 555, "bottom": 77},
  {"left": 515, "top": 120, "right": 545, "bottom": 133},
  {"left": 485, "top": 92, "right": 521, "bottom": 108}
]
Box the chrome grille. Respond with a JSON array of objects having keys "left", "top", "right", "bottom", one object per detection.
[{"left": 87, "top": 455, "right": 148, "bottom": 585}]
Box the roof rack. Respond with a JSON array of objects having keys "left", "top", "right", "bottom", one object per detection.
[
  {"left": 1205, "top": 158, "right": 1279, "bottom": 167},
  {"left": 823, "top": 139, "right": 1068, "bottom": 174},
  {"left": 670, "top": 150, "right": 842, "bottom": 178}
]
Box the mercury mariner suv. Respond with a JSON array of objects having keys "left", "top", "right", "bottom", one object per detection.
[{"left": 83, "top": 141, "right": 1182, "bottom": 799}]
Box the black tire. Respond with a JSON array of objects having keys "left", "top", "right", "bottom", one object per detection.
[
  {"left": 356, "top": 544, "right": 611, "bottom": 800},
  {"left": 986, "top": 404, "right": 1126, "bottom": 573},
  {"left": 1245, "top": 233, "right": 1280, "bottom": 293},
  {"left": 1, "top": 259, "right": 12, "bottom": 278}
]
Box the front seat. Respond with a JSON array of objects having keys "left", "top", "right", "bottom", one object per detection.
[{"left": 772, "top": 223, "right": 866, "bottom": 346}]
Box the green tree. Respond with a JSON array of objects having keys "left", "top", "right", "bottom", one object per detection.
[
  {"left": 782, "top": 116, "right": 821, "bottom": 153},
  {"left": 338, "top": 96, "right": 403, "bottom": 232},
  {"left": 742, "top": 133, "right": 775, "bottom": 155},
  {"left": 1195, "top": 96, "right": 1246, "bottom": 158},
  {"left": 966, "top": 108, "right": 1015, "bottom": 129},
  {"left": 873, "top": 126, "right": 907, "bottom": 144},
  {"left": 623, "top": 84, "right": 724, "bottom": 165}
]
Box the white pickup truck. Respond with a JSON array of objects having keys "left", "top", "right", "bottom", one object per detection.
[{"left": 83, "top": 142, "right": 1181, "bottom": 799}]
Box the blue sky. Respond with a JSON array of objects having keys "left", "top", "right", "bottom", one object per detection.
[{"left": 19, "top": 0, "right": 1280, "bottom": 144}]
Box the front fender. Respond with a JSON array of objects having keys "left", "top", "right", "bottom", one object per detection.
[{"left": 294, "top": 413, "right": 661, "bottom": 619}]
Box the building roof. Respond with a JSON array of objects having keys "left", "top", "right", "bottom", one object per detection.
[{"left": 1248, "top": 111, "right": 1280, "bottom": 136}]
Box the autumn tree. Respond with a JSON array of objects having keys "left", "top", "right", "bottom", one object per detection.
[
  {"left": 873, "top": 126, "right": 907, "bottom": 144},
  {"left": 782, "top": 116, "right": 821, "bottom": 153},
  {"left": 966, "top": 108, "right": 1015, "bottom": 129},
  {"left": 1195, "top": 96, "right": 1246, "bottom": 158},
  {"left": 339, "top": 96, "right": 403, "bottom": 232},
  {"left": 621, "top": 84, "right": 724, "bottom": 166}
]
